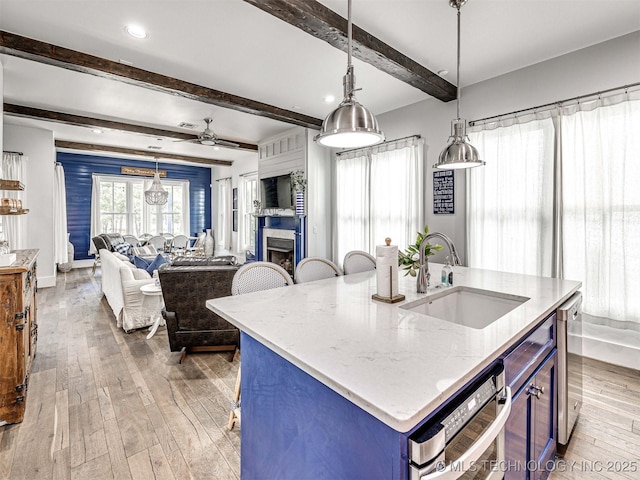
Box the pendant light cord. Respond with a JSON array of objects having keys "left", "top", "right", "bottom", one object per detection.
[
  {"left": 347, "top": 0, "right": 352, "bottom": 69},
  {"left": 456, "top": 3, "right": 461, "bottom": 120}
]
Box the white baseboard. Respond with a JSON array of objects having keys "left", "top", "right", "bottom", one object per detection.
[
  {"left": 37, "top": 275, "right": 56, "bottom": 288},
  {"left": 569, "top": 329, "right": 640, "bottom": 371},
  {"left": 72, "top": 259, "right": 95, "bottom": 269}
]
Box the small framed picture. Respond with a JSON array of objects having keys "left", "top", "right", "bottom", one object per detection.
[
  {"left": 232, "top": 188, "right": 238, "bottom": 210},
  {"left": 232, "top": 210, "right": 238, "bottom": 232}
]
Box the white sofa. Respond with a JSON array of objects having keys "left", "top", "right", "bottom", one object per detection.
[{"left": 99, "top": 249, "right": 162, "bottom": 332}]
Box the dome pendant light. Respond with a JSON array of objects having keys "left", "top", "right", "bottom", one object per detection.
[
  {"left": 434, "top": 0, "right": 484, "bottom": 170},
  {"left": 314, "top": 0, "right": 385, "bottom": 149},
  {"left": 144, "top": 159, "right": 169, "bottom": 205}
]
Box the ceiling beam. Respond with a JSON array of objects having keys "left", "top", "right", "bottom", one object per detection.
[
  {"left": 243, "top": 0, "right": 456, "bottom": 102},
  {"left": 0, "top": 30, "right": 322, "bottom": 129},
  {"left": 4, "top": 103, "right": 259, "bottom": 151},
  {"left": 55, "top": 140, "right": 233, "bottom": 167}
]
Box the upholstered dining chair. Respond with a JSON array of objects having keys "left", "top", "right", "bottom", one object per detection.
[
  {"left": 186, "top": 232, "right": 206, "bottom": 256},
  {"left": 123, "top": 234, "right": 139, "bottom": 247},
  {"left": 294, "top": 257, "right": 342, "bottom": 284},
  {"left": 228, "top": 261, "right": 294, "bottom": 429},
  {"left": 170, "top": 234, "right": 190, "bottom": 255},
  {"left": 342, "top": 250, "right": 377, "bottom": 275},
  {"left": 146, "top": 235, "right": 166, "bottom": 252},
  {"left": 138, "top": 233, "right": 152, "bottom": 245}
]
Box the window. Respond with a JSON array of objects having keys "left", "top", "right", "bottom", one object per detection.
[
  {"left": 561, "top": 99, "right": 640, "bottom": 323},
  {"left": 93, "top": 175, "right": 190, "bottom": 237},
  {"left": 467, "top": 118, "right": 555, "bottom": 277},
  {"left": 468, "top": 91, "right": 640, "bottom": 327},
  {"left": 217, "top": 178, "right": 232, "bottom": 249},
  {"left": 335, "top": 138, "right": 424, "bottom": 263},
  {"left": 241, "top": 174, "right": 258, "bottom": 251}
]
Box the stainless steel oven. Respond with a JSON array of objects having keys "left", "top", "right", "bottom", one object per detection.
[{"left": 409, "top": 364, "right": 512, "bottom": 480}]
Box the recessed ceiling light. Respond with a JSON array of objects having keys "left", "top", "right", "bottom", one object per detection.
[
  {"left": 291, "top": 105, "right": 302, "bottom": 110},
  {"left": 323, "top": 95, "right": 336, "bottom": 103},
  {"left": 148, "top": 145, "right": 162, "bottom": 150},
  {"left": 125, "top": 24, "right": 148, "bottom": 39},
  {"left": 92, "top": 128, "right": 103, "bottom": 134},
  {"left": 437, "top": 69, "right": 449, "bottom": 77}
]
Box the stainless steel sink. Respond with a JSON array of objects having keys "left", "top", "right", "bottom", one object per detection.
[{"left": 400, "top": 286, "right": 529, "bottom": 329}]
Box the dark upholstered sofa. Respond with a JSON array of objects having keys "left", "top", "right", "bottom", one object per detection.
[{"left": 158, "top": 257, "right": 240, "bottom": 361}]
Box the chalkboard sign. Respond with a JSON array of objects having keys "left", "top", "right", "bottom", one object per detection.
[{"left": 433, "top": 170, "right": 454, "bottom": 214}]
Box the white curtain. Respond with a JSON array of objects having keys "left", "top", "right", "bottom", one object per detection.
[
  {"left": 89, "top": 175, "right": 101, "bottom": 255},
  {"left": 334, "top": 137, "right": 424, "bottom": 264},
  {"left": 218, "top": 178, "right": 232, "bottom": 250},
  {"left": 335, "top": 153, "right": 370, "bottom": 263},
  {"left": 467, "top": 117, "right": 555, "bottom": 276},
  {"left": 53, "top": 163, "right": 69, "bottom": 263},
  {"left": 561, "top": 93, "right": 640, "bottom": 324},
  {"left": 370, "top": 139, "right": 424, "bottom": 255},
  {"left": 1, "top": 152, "right": 27, "bottom": 249},
  {"left": 239, "top": 173, "right": 258, "bottom": 251}
]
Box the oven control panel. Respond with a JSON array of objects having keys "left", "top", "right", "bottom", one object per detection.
[{"left": 443, "top": 377, "right": 496, "bottom": 440}]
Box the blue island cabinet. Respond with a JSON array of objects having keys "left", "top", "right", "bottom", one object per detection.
[
  {"left": 241, "top": 333, "right": 411, "bottom": 480},
  {"left": 503, "top": 313, "right": 558, "bottom": 480}
]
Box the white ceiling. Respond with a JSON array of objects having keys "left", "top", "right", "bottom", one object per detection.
[{"left": 1, "top": 0, "right": 639, "bottom": 168}]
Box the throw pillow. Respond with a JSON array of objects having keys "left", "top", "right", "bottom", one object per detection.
[
  {"left": 131, "top": 268, "right": 151, "bottom": 280},
  {"left": 133, "top": 255, "right": 152, "bottom": 271},
  {"left": 146, "top": 253, "right": 168, "bottom": 275},
  {"left": 131, "top": 245, "right": 158, "bottom": 256},
  {"left": 112, "top": 252, "right": 130, "bottom": 262},
  {"left": 114, "top": 242, "right": 132, "bottom": 255}
]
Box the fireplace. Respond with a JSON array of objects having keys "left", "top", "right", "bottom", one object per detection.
[
  {"left": 263, "top": 228, "right": 296, "bottom": 276},
  {"left": 255, "top": 215, "right": 306, "bottom": 273}
]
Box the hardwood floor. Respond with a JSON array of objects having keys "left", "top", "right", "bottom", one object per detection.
[
  {"left": 0, "top": 268, "right": 240, "bottom": 480},
  {"left": 0, "top": 267, "right": 638, "bottom": 479},
  {"left": 551, "top": 357, "right": 640, "bottom": 480}
]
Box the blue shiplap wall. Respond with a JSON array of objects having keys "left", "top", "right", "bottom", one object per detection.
[{"left": 58, "top": 152, "right": 211, "bottom": 260}]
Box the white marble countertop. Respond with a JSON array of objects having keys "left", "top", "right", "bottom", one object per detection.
[{"left": 206, "top": 264, "right": 580, "bottom": 432}]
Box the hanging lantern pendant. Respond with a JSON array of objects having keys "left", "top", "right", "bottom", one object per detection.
[{"left": 145, "top": 160, "right": 169, "bottom": 205}]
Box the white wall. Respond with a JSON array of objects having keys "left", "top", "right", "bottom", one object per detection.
[
  {"left": 375, "top": 31, "right": 640, "bottom": 264},
  {"left": 3, "top": 123, "right": 56, "bottom": 287},
  {"left": 0, "top": 60, "right": 4, "bottom": 155}
]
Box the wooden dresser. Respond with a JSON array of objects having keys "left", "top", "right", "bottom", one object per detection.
[{"left": 0, "top": 249, "right": 38, "bottom": 425}]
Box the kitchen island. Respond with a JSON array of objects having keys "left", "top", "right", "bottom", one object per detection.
[{"left": 206, "top": 265, "right": 580, "bottom": 479}]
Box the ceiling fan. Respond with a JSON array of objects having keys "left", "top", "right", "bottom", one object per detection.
[{"left": 177, "top": 117, "right": 239, "bottom": 148}]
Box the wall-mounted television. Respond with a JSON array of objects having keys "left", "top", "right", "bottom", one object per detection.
[{"left": 261, "top": 174, "right": 294, "bottom": 209}]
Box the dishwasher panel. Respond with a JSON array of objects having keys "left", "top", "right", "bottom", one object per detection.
[{"left": 557, "top": 292, "right": 582, "bottom": 446}]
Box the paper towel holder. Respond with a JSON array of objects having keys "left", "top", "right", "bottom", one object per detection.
[
  {"left": 372, "top": 237, "right": 406, "bottom": 303},
  {"left": 372, "top": 262, "right": 406, "bottom": 304}
]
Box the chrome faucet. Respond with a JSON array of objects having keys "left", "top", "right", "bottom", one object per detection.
[{"left": 417, "top": 232, "right": 462, "bottom": 293}]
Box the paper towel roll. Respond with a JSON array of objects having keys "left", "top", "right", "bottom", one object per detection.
[{"left": 376, "top": 242, "right": 399, "bottom": 298}]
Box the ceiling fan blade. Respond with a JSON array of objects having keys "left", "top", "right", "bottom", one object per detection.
[
  {"left": 173, "top": 138, "right": 197, "bottom": 143},
  {"left": 216, "top": 139, "right": 240, "bottom": 148}
]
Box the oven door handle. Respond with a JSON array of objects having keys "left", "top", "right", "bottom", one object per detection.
[{"left": 420, "top": 386, "right": 512, "bottom": 480}]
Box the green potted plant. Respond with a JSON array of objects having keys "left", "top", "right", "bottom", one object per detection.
[
  {"left": 398, "top": 225, "right": 443, "bottom": 276},
  {"left": 290, "top": 170, "right": 306, "bottom": 192}
]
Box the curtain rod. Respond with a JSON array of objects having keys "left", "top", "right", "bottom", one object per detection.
[
  {"left": 336, "top": 134, "right": 421, "bottom": 156},
  {"left": 469, "top": 81, "right": 640, "bottom": 127},
  {"left": 3, "top": 150, "right": 24, "bottom": 156},
  {"left": 215, "top": 176, "right": 232, "bottom": 182},
  {"left": 240, "top": 171, "right": 258, "bottom": 177}
]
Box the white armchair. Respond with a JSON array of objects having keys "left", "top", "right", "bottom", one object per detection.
[{"left": 99, "top": 249, "right": 162, "bottom": 332}]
